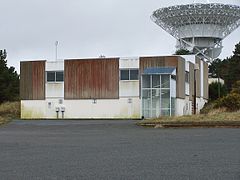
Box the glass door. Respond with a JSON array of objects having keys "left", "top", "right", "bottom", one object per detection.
[{"left": 142, "top": 74, "right": 171, "bottom": 118}]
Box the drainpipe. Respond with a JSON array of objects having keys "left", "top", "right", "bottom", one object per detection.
[
  {"left": 55, "top": 107, "right": 60, "bottom": 119},
  {"left": 61, "top": 107, "right": 65, "bottom": 119}
]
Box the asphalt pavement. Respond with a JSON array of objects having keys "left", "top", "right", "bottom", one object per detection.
[{"left": 0, "top": 120, "right": 239, "bottom": 180}]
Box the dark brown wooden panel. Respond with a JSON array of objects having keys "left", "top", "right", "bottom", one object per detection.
[
  {"left": 64, "top": 58, "right": 119, "bottom": 99},
  {"left": 20, "top": 61, "right": 45, "bottom": 100}
]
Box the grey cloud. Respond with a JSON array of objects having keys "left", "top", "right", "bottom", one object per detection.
[{"left": 0, "top": 0, "right": 239, "bottom": 72}]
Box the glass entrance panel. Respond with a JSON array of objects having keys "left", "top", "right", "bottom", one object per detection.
[
  {"left": 152, "top": 75, "right": 160, "bottom": 88},
  {"left": 161, "top": 74, "right": 170, "bottom": 88},
  {"left": 142, "top": 75, "right": 151, "bottom": 88},
  {"left": 142, "top": 74, "right": 171, "bottom": 118},
  {"left": 152, "top": 89, "right": 160, "bottom": 118},
  {"left": 161, "top": 89, "right": 170, "bottom": 109},
  {"left": 142, "top": 89, "right": 151, "bottom": 118}
]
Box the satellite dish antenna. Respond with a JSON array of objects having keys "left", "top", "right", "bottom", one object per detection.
[{"left": 151, "top": 2, "right": 240, "bottom": 61}]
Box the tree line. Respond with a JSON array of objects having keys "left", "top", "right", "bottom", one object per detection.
[
  {"left": 0, "top": 50, "right": 19, "bottom": 103},
  {"left": 209, "top": 41, "right": 240, "bottom": 93}
]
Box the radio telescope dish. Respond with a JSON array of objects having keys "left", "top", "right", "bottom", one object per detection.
[{"left": 151, "top": 3, "right": 240, "bottom": 61}]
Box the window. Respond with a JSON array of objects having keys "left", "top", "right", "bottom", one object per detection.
[
  {"left": 185, "top": 71, "right": 189, "bottom": 83},
  {"left": 47, "top": 72, "right": 55, "bottom": 82},
  {"left": 161, "top": 75, "right": 170, "bottom": 88},
  {"left": 46, "top": 71, "right": 64, "bottom": 82},
  {"left": 120, "top": 69, "right": 139, "bottom": 80},
  {"left": 130, "top": 70, "right": 139, "bottom": 80},
  {"left": 56, "top": 71, "right": 64, "bottom": 81},
  {"left": 120, "top": 70, "right": 129, "bottom": 80}
]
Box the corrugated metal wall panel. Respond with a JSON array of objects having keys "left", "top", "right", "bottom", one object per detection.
[
  {"left": 20, "top": 62, "right": 32, "bottom": 100},
  {"left": 189, "top": 63, "right": 194, "bottom": 101},
  {"left": 164, "top": 56, "right": 178, "bottom": 67},
  {"left": 64, "top": 58, "right": 119, "bottom": 99},
  {"left": 203, "top": 61, "right": 209, "bottom": 99},
  {"left": 20, "top": 61, "right": 45, "bottom": 100},
  {"left": 139, "top": 57, "right": 165, "bottom": 74},
  {"left": 32, "top": 61, "right": 45, "bottom": 99}
]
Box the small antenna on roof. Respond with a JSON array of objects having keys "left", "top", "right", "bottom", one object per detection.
[
  {"left": 193, "top": 0, "right": 210, "bottom": 3},
  {"left": 55, "top": 41, "right": 59, "bottom": 60},
  {"left": 99, "top": 55, "right": 106, "bottom": 58}
]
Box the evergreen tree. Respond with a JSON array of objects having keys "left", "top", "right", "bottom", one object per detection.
[
  {"left": 0, "top": 50, "right": 19, "bottom": 103},
  {"left": 208, "top": 41, "right": 240, "bottom": 92},
  {"left": 175, "top": 49, "right": 192, "bottom": 55},
  {"left": 209, "top": 82, "right": 227, "bottom": 101}
]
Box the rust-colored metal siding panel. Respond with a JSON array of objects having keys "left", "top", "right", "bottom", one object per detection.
[
  {"left": 203, "top": 61, "right": 209, "bottom": 99},
  {"left": 20, "top": 61, "right": 45, "bottom": 100},
  {"left": 20, "top": 62, "right": 32, "bottom": 100},
  {"left": 139, "top": 56, "right": 165, "bottom": 74},
  {"left": 164, "top": 56, "right": 178, "bottom": 67},
  {"left": 64, "top": 58, "right": 119, "bottom": 99},
  {"left": 176, "top": 57, "right": 185, "bottom": 99},
  {"left": 195, "top": 57, "right": 201, "bottom": 98},
  {"left": 189, "top": 63, "right": 194, "bottom": 101}
]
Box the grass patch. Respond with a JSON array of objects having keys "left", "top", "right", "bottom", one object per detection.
[
  {"left": 0, "top": 101, "right": 20, "bottom": 126},
  {"left": 138, "top": 111, "right": 240, "bottom": 128}
]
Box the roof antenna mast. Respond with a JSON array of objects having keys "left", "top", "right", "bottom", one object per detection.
[
  {"left": 55, "top": 41, "right": 59, "bottom": 60},
  {"left": 193, "top": 0, "right": 210, "bottom": 3}
]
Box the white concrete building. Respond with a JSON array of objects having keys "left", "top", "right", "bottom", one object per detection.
[{"left": 20, "top": 55, "right": 208, "bottom": 119}]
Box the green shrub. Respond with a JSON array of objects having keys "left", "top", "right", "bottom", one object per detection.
[
  {"left": 209, "top": 82, "right": 227, "bottom": 101},
  {"left": 200, "top": 102, "right": 215, "bottom": 114},
  {"left": 215, "top": 93, "right": 240, "bottom": 112},
  {"left": 231, "top": 80, "right": 240, "bottom": 94}
]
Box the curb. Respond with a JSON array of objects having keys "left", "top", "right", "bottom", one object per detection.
[{"left": 138, "top": 121, "right": 240, "bottom": 128}]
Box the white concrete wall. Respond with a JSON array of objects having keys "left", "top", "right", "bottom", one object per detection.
[
  {"left": 21, "top": 98, "right": 141, "bottom": 119},
  {"left": 46, "top": 60, "right": 64, "bottom": 71},
  {"left": 175, "top": 96, "right": 207, "bottom": 116},
  {"left": 196, "top": 98, "right": 207, "bottom": 114},
  {"left": 175, "top": 97, "right": 192, "bottom": 116},
  {"left": 181, "top": 55, "right": 196, "bottom": 64},
  {"left": 119, "top": 57, "right": 139, "bottom": 69},
  {"left": 21, "top": 100, "right": 47, "bottom": 119},
  {"left": 119, "top": 81, "right": 139, "bottom": 97},
  {"left": 171, "top": 79, "right": 176, "bottom": 98},
  {"left": 208, "top": 78, "right": 224, "bottom": 85},
  {"left": 46, "top": 83, "right": 64, "bottom": 98},
  {"left": 45, "top": 61, "right": 64, "bottom": 99}
]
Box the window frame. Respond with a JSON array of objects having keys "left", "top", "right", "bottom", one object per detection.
[
  {"left": 120, "top": 69, "right": 139, "bottom": 81},
  {"left": 46, "top": 71, "right": 64, "bottom": 83}
]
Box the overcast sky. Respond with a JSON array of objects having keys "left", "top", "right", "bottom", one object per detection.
[{"left": 1, "top": 0, "right": 240, "bottom": 72}]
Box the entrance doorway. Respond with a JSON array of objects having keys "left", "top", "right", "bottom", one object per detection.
[{"left": 141, "top": 70, "right": 175, "bottom": 119}]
